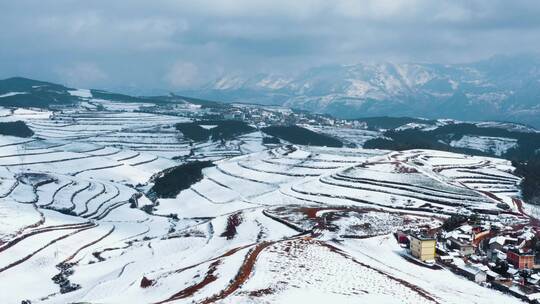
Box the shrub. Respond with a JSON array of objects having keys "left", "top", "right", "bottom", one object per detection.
[
  {"left": 0, "top": 121, "right": 34, "bottom": 137},
  {"left": 148, "top": 161, "right": 214, "bottom": 199},
  {"left": 176, "top": 120, "right": 255, "bottom": 142},
  {"left": 513, "top": 155, "right": 540, "bottom": 205},
  {"left": 220, "top": 213, "right": 242, "bottom": 240},
  {"left": 441, "top": 214, "right": 468, "bottom": 231},
  {"left": 262, "top": 136, "right": 280, "bottom": 144},
  {"left": 262, "top": 125, "right": 343, "bottom": 147}
]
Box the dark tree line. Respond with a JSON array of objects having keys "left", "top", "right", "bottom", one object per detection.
[
  {"left": 262, "top": 125, "right": 343, "bottom": 147},
  {"left": 0, "top": 121, "right": 34, "bottom": 137},
  {"left": 513, "top": 155, "right": 540, "bottom": 205},
  {"left": 148, "top": 161, "right": 214, "bottom": 199},
  {"left": 176, "top": 120, "right": 255, "bottom": 142}
]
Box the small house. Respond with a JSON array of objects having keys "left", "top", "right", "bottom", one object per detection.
[
  {"left": 489, "top": 236, "right": 507, "bottom": 252},
  {"left": 447, "top": 237, "right": 475, "bottom": 256},
  {"left": 507, "top": 249, "right": 535, "bottom": 270},
  {"left": 410, "top": 233, "right": 436, "bottom": 262},
  {"left": 457, "top": 265, "right": 487, "bottom": 283}
]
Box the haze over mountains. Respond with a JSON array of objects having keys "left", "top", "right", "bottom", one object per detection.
[
  {"left": 3, "top": 54, "right": 540, "bottom": 129},
  {"left": 179, "top": 54, "right": 540, "bottom": 128}
]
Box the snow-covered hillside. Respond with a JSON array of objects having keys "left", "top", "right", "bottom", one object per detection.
[
  {"left": 180, "top": 55, "right": 540, "bottom": 128},
  {"left": 0, "top": 100, "right": 531, "bottom": 303}
]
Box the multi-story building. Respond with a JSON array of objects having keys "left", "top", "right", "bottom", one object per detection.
[{"left": 410, "top": 234, "right": 436, "bottom": 262}]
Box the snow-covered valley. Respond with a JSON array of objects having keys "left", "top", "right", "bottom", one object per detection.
[{"left": 0, "top": 98, "right": 535, "bottom": 304}]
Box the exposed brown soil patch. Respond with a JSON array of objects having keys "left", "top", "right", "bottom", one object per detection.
[
  {"left": 220, "top": 212, "right": 243, "bottom": 240},
  {"left": 298, "top": 207, "right": 351, "bottom": 219},
  {"left": 156, "top": 260, "right": 221, "bottom": 303},
  {"left": 201, "top": 241, "right": 274, "bottom": 303},
  {"left": 153, "top": 242, "right": 256, "bottom": 287},
  {"left": 247, "top": 287, "right": 275, "bottom": 297},
  {"left": 140, "top": 276, "right": 154, "bottom": 288},
  {"left": 513, "top": 198, "right": 540, "bottom": 227}
]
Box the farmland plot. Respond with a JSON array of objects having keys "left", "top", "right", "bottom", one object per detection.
[{"left": 0, "top": 106, "right": 528, "bottom": 303}]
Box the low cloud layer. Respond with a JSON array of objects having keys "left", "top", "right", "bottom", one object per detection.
[{"left": 2, "top": 0, "right": 540, "bottom": 92}]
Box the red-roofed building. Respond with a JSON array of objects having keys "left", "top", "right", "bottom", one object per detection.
[{"left": 507, "top": 250, "right": 534, "bottom": 270}]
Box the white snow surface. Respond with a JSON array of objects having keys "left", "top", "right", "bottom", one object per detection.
[
  {"left": 68, "top": 89, "right": 92, "bottom": 98},
  {"left": 450, "top": 135, "right": 518, "bottom": 156},
  {"left": 0, "top": 92, "right": 28, "bottom": 98},
  {"left": 0, "top": 106, "right": 529, "bottom": 303}
]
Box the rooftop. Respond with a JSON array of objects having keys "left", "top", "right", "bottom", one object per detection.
[{"left": 411, "top": 233, "right": 436, "bottom": 241}]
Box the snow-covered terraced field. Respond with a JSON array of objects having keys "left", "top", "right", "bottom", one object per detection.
[
  {"left": 144, "top": 146, "right": 522, "bottom": 303},
  {"left": 0, "top": 106, "right": 528, "bottom": 303},
  {"left": 23, "top": 110, "right": 192, "bottom": 158},
  {"left": 308, "top": 125, "right": 382, "bottom": 147}
]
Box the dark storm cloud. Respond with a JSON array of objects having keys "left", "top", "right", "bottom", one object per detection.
[{"left": 1, "top": 0, "right": 540, "bottom": 92}]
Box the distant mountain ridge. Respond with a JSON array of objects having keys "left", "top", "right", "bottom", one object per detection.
[
  {"left": 0, "top": 77, "right": 78, "bottom": 108},
  {"left": 0, "top": 76, "right": 226, "bottom": 110},
  {"left": 178, "top": 54, "right": 540, "bottom": 127}
]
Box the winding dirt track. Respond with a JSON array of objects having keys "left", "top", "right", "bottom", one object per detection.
[
  {"left": 155, "top": 233, "right": 441, "bottom": 303},
  {"left": 513, "top": 198, "right": 540, "bottom": 227},
  {"left": 155, "top": 261, "right": 221, "bottom": 303},
  {"left": 201, "top": 242, "right": 273, "bottom": 304}
]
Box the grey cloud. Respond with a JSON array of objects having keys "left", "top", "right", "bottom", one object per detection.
[{"left": 1, "top": 0, "right": 540, "bottom": 93}]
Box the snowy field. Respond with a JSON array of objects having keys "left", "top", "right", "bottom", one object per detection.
[
  {"left": 450, "top": 135, "right": 518, "bottom": 156},
  {"left": 0, "top": 104, "right": 530, "bottom": 303}
]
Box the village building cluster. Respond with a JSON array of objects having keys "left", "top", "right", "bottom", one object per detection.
[
  {"left": 178, "top": 102, "right": 367, "bottom": 129},
  {"left": 397, "top": 216, "right": 540, "bottom": 303}
]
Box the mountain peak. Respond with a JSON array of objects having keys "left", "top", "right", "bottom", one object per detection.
[{"left": 178, "top": 55, "right": 540, "bottom": 127}]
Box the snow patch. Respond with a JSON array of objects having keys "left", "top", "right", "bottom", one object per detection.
[
  {"left": 200, "top": 125, "right": 218, "bottom": 130},
  {"left": 450, "top": 135, "right": 518, "bottom": 156},
  {"left": 0, "top": 92, "right": 28, "bottom": 98},
  {"left": 68, "top": 89, "right": 92, "bottom": 98}
]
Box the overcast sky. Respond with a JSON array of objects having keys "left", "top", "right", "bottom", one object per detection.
[{"left": 1, "top": 0, "right": 540, "bottom": 93}]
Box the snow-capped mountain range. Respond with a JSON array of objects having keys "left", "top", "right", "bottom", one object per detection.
[{"left": 180, "top": 54, "right": 540, "bottom": 127}]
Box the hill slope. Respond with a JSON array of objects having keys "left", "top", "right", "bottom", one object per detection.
[{"left": 179, "top": 54, "right": 540, "bottom": 128}]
